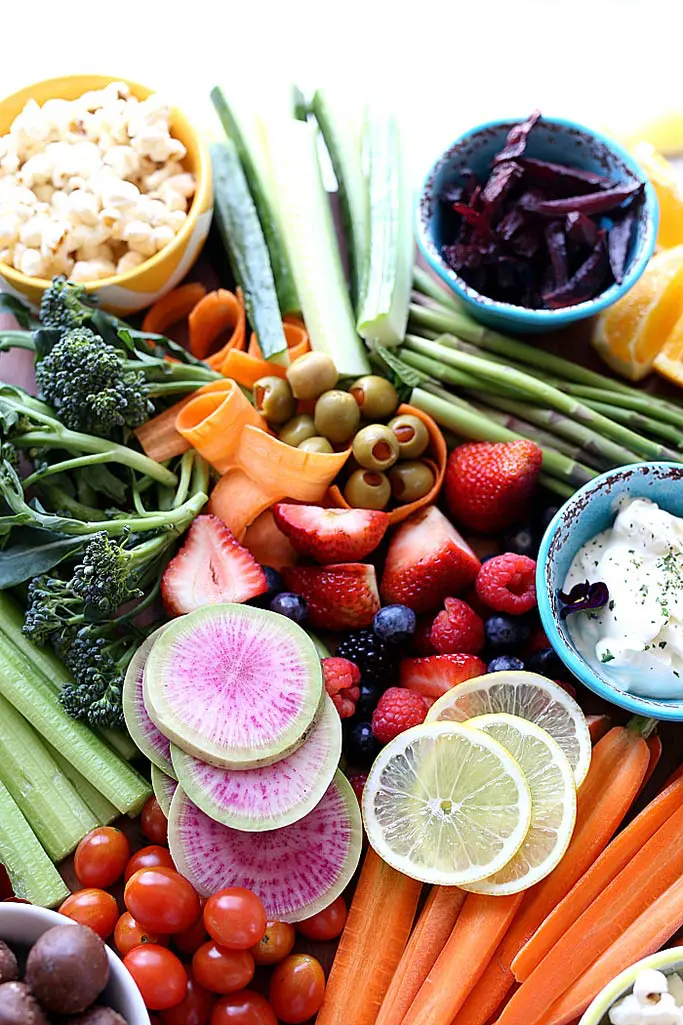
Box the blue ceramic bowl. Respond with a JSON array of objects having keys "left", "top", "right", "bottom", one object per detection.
[
  {"left": 537, "top": 463, "right": 683, "bottom": 720},
  {"left": 416, "top": 116, "right": 659, "bottom": 334}
]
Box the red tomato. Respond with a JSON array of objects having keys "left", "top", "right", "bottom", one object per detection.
[
  {"left": 59, "top": 888, "right": 119, "bottom": 939},
  {"left": 149, "top": 1018, "right": 162, "bottom": 1025},
  {"left": 73, "top": 826, "right": 131, "bottom": 888},
  {"left": 124, "top": 945, "right": 188, "bottom": 1010},
  {"left": 269, "top": 954, "right": 326, "bottom": 1024},
  {"left": 296, "top": 896, "right": 347, "bottom": 941},
  {"left": 204, "top": 889, "right": 267, "bottom": 951},
  {"left": 210, "top": 991, "right": 277, "bottom": 1025},
  {"left": 160, "top": 969, "right": 214, "bottom": 1025},
  {"left": 125, "top": 867, "right": 201, "bottom": 934},
  {"left": 250, "top": 922, "right": 295, "bottom": 966},
  {"left": 114, "top": 911, "right": 168, "bottom": 956},
  {"left": 125, "top": 845, "right": 175, "bottom": 883},
  {"left": 141, "top": 796, "right": 169, "bottom": 844},
  {"left": 174, "top": 914, "right": 209, "bottom": 956},
  {"left": 192, "top": 942, "right": 254, "bottom": 995}
]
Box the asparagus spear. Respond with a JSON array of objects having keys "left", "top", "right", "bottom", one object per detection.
[
  {"left": 581, "top": 398, "right": 683, "bottom": 448},
  {"left": 413, "top": 267, "right": 461, "bottom": 311}
]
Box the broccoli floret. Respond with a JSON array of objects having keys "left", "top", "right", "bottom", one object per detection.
[
  {"left": 39, "top": 276, "right": 95, "bottom": 333},
  {"left": 23, "top": 575, "right": 83, "bottom": 646},
  {"left": 60, "top": 629, "right": 134, "bottom": 730},
  {"left": 35, "top": 327, "right": 153, "bottom": 438},
  {"left": 71, "top": 531, "right": 145, "bottom": 618}
]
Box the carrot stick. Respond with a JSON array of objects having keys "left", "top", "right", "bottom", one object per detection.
[
  {"left": 512, "top": 761, "right": 683, "bottom": 983},
  {"left": 316, "top": 849, "right": 421, "bottom": 1025},
  {"left": 135, "top": 399, "right": 193, "bottom": 461},
  {"left": 142, "top": 282, "right": 207, "bottom": 335},
  {"left": 586, "top": 714, "right": 611, "bottom": 744},
  {"left": 375, "top": 887, "right": 466, "bottom": 1025},
  {"left": 451, "top": 721, "right": 653, "bottom": 1025},
  {"left": 544, "top": 875, "right": 683, "bottom": 1025},
  {"left": 497, "top": 801, "right": 683, "bottom": 1025},
  {"left": 188, "top": 288, "right": 246, "bottom": 364},
  {"left": 638, "top": 732, "right": 662, "bottom": 796},
  {"left": 400, "top": 893, "right": 522, "bottom": 1025}
]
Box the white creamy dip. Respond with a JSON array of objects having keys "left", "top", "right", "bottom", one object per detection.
[{"left": 563, "top": 497, "right": 683, "bottom": 698}]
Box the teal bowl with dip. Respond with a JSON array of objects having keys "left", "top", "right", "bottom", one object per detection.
[
  {"left": 577, "top": 947, "right": 683, "bottom": 1024},
  {"left": 537, "top": 462, "right": 683, "bottom": 721}
]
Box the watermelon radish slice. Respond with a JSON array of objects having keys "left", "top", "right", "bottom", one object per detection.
[
  {"left": 168, "top": 771, "right": 362, "bottom": 922},
  {"left": 170, "top": 694, "right": 341, "bottom": 831},
  {"left": 122, "top": 627, "right": 175, "bottom": 778},
  {"left": 151, "top": 765, "right": 178, "bottom": 817},
  {"left": 144, "top": 604, "right": 323, "bottom": 769}
]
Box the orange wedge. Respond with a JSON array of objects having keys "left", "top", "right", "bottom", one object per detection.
[
  {"left": 631, "top": 142, "right": 683, "bottom": 249},
  {"left": 592, "top": 244, "right": 683, "bottom": 380},
  {"left": 653, "top": 307, "right": 683, "bottom": 386}
]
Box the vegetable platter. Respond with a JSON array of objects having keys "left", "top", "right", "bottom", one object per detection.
[{"left": 2, "top": 77, "right": 683, "bottom": 1025}]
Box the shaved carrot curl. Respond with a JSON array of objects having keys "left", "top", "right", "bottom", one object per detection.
[
  {"left": 142, "top": 282, "right": 207, "bottom": 335},
  {"left": 188, "top": 287, "right": 246, "bottom": 365}
]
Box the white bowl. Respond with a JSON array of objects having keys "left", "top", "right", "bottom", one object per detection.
[
  {"left": 579, "top": 947, "right": 683, "bottom": 1024},
  {"left": 0, "top": 903, "right": 150, "bottom": 1024}
]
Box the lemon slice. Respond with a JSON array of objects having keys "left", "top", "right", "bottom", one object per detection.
[
  {"left": 361, "top": 721, "right": 532, "bottom": 886},
  {"left": 426, "top": 671, "right": 591, "bottom": 788},
  {"left": 461, "top": 713, "right": 577, "bottom": 895}
]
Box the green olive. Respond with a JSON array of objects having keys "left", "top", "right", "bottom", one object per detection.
[
  {"left": 352, "top": 423, "right": 399, "bottom": 471},
  {"left": 388, "top": 460, "right": 435, "bottom": 503},
  {"left": 388, "top": 414, "right": 430, "bottom": 459},
  {"left": 286, "top": 352, "right": 339, "bottom": 400},
  {"left": 314, "top": 390, "right": 360, "bottom": 444},
  {"left": 279, "top": 414, "right": 316, "bottom": 447},
  {"left": 350, "top": 375, "right": 399, "bottom": 420},
  {"left": 344, "top": 469, "right": 391, "bottom": 510},
  {"left": 254, "top": 376, "right": 296, "bottom": 425},
  {"left": 298, "top": 436, "right": 334, "bottom": 454}
]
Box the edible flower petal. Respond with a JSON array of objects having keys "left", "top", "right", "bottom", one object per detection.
[{"left": 558, "top": 580, "right": 610, "bottom": 619}]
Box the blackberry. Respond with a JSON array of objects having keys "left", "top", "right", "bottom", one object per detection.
[
  {"left": 354, "top": 682, "right": 382, "bottom": 720},
  {"left": 336, "top": 629, "right": 396, "bottom": 687}
]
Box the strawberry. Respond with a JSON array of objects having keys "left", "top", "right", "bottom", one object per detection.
[
  {"left": 380, "top": 505, "right": 480, "bottom": 614},
  {"left": 399, "top": 653, "right": 487, "bottom": 702},
  {"left": 429, "top": 598, "right": 485, "bottom": 655},
  {"left": 282, "top": 563, "right": 380, "bottom": 630},
  {"left": 161, "top": 514, "right": 268, "bottom": 616},
  {"left": 444, "top": 440, "right": 543, "bottom": 534},
  {"left": 273, "top": 504, "right": 389, "bottom": 564}
]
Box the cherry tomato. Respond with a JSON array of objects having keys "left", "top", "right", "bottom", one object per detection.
[
  {"left": 160, "top": 969, "right": 214, "bottom": 1025},
  {"left": 296, "top": 896, "right": 347, "bottom": 941},
  {"left": 73, "top": 826, "right": 131, "bottom": 888},
  {"left": 142, "top": 796, "right": 168, "bottom": 844},
  {"left": 125, "top": 845, "right": 175, "bottom": 883},
  {"left": 114, "top": 911, "right": 168, "bottom": 956},
  {"left": 125, "top": 867, "right": 201, "bottom": 934},
  {"left": 59, "top": 888, "right": 119, "bottom": 939},
  {"left": 192, "top": 942, "right": 254, "bottom": 995},
  {"left": 204, "top": 888, "right": 267, "bottom": 951},
  {"left": 124, "top": 945, "right": 188, "bottom": 1010},
  {"left": 210, "top": 991, "right": 277, "bottom": 1025},
  {"left": 250, "top": 922, "right": 295, "bottom": 966},
  {"left": 174, "top": 914, "right": 209, "bottom": 956},
  {"left": 149, "top": 1018, "right": 162, "bottom": 1025},
  {"left": 269, "top": 954, "right": 326, "bottom": 1024}
]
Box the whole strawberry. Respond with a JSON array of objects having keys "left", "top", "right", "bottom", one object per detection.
[
  {"left": 322, "top": 657, "right": 361, "bottom": 718},
  {"left": 371, "top": 687, "right": 427, "bottom": 745},
  {"left": 444, "top": 440, "right": 542, "bottom": 534}
]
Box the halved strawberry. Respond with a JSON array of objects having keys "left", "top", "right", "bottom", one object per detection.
[
  {"left": 380, "top": 505, "right": 481, "bottom": 613},
  {"left": 399, "top": 654, "right": 487, "bottom": 702},
  {"left": 161, "top": 514, "right": 268, "bottom": 616},
  {"left": 273, "top": 503, "right": 389, "bottom": 564},
  {"left": 282, "top": 563, "right": 380, "bottom": 630}
]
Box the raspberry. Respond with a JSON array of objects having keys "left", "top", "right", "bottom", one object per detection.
[
  {"left": 429, "top": 598, "right": 485, "bottom": 655},
  {"left": 322, "top": 657, "right": 361, "bottom": 718},
  {"left": 371, "top": 687, "right": 427, "bottom": 745},
  {"left": 347, "top": 772, "right": 368, "bottom": 804},
  {"left": 475, "top": 553, "right": 537, "bottom": 615}
]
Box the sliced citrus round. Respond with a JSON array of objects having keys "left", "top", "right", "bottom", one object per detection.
[
  {"left": 361, "top": 721, "right": 532, "bottom": 886},
  {"left": 461, "top": 713, "right": 577, "bottom": 895},
  {"left": 631, "top": 142, "right": 683, "bottom": 249},
  {"left": 426, "top": 671, "right": 591, "bottom": 788}
]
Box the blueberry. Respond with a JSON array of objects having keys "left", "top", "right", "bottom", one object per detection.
[
  {"left": 262, "top": 565, "right": 284, "bottom": 594},
  {"left": 527, "top": 647, "right": 565, "bottom": 678},
  {"left": 501, "top": 524, "right": 538, "bottom": 559},
  {"left": 485, "top": 614, "right": 532, "bottom": 653},
  {"left": 269, "top": 591, "right": 307, "bottom": 623},
  {"left": 488, "top": 655, "right": 525, "bottom": 673},
  {"left": 345, "top": 721, "right": 380, "bottom": 767},
  {"left": 354, "top": 682, "right": 382, "bottom": 720},
  {"left": 373, "top": 605, "right": 417, "bottom": 645}
]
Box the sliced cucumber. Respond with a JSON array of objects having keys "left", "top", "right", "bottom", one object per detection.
[
  {"left": 0, "top": 779, "right": 69, "bottom": 907},
  {"left": 266, "top": 120, "right": 370, "bottom": 378},
  {"left": 357, "top": 112, "right": 414, "bottom": 345},
  {"left": 211, "top": 87, "right": 299, "bottom": 319},
  {"left": 312, "top": 89, "right": 368, "bottom": 311},
  {"left": 210, "top": 141, "right": 288, "bottom": 363},
  {"left": 292, "top": 84, "right": 308, "bottom": 122}
]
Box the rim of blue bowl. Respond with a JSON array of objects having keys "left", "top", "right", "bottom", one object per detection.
[
  {"left": 536, "top": 462, "right": 683, "bottom": 720},
  {"left": 415, "top": 115, "right": 659, "bottom": 325}
]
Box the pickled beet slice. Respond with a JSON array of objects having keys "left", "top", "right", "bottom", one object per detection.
[
  {"left": 493, "top": 110, "right": 541, "bottom": 164},
  {"left": 519, "top": 181, "right": 644, "bottom": 218},
  {"left": 519, "top": 157, "right": 613, "bottom": 194},
  {"left": 542, "top": 234, "right": 609, "bottom": 308},
  {"left": 545, "top": 221, "right": 569, "bottom": 289}
]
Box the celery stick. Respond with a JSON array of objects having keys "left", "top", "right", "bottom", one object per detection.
[
  {"left": 0, "top": 635, "right": 151, "bottom": 814},
  {"left": 45, "top": 741, "right": 119, "bottom": 826},
  {"left": 0, "top": 779, "right": 69, "bottom": 907},
  {"left": 99, "top": 727, "right": 138, "bottom": 762}
]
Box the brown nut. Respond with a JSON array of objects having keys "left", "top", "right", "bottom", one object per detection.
[
  {"left": 0, "top": 981, "right": 49, "bottom": 1025},
  {"left": 26, "top": 924, "right": 109, "bottom": 1015}
]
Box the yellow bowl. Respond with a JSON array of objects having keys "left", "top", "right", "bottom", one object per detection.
[{"left": 0, "top": 74, "right": 213, "bottom": 315}]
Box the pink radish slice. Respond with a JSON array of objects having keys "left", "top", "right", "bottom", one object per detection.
[
  {"left": 122, "top": 627, "right": 175, "bottom": 778},
  {"left": 169, "top": 772, "right": 362, "bottom": 922},
  {"left": 144, "top": 604, "right": 323, "bottom": 769},
  {"left": 170, "top": 694, "right": 341, "bottom": 831},
  {"left": 151, "top": 765, "right": 177, "bottom": 817}
]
